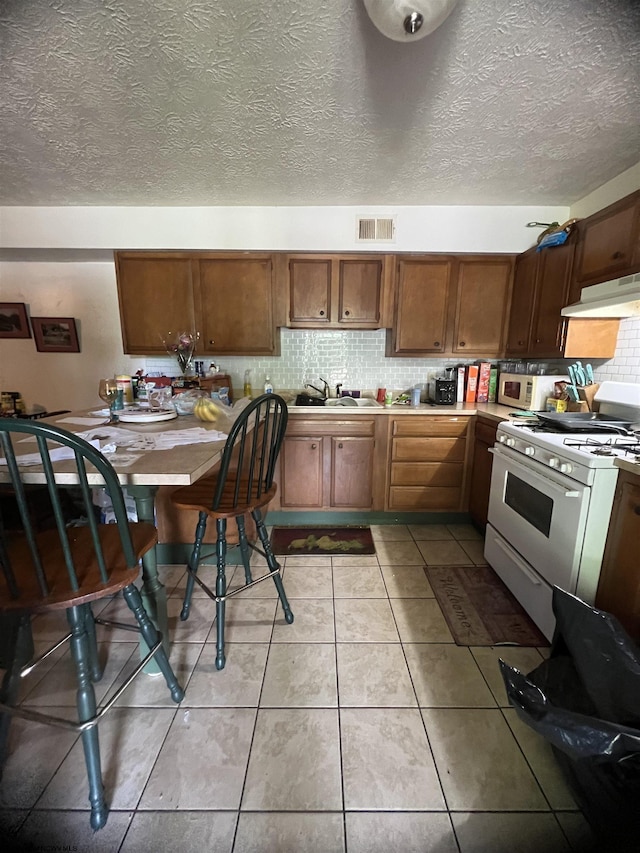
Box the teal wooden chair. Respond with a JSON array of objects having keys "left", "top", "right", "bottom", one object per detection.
[
  {"left": 171, "top": 393, "right": 293, "bottom": 670},
  {"left": 0, "top": 418, "right": 184, "bottom": 830}
]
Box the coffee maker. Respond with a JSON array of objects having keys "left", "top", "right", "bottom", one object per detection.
[{"left": 428, "top": 368, "right": 457, "bottom": 405}]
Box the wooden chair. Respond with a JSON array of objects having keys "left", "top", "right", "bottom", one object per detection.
[
  {"left": 171, "top": 394, "right": 293, "bottom": 670},
  {"left": 0, "top": 418, "right": 184, "bottom": 830}
]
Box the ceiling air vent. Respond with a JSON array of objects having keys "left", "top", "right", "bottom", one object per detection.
[{"left": 356, "top": 216, "right": 396, "bottom": 242}]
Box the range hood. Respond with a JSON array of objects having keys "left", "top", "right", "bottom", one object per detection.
[{"left": 561, "top": 273, "right": 640, "bottom": 318}]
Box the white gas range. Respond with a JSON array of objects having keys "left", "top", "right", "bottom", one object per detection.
[{"left": 484, "top": 381, "right": 640, "bottom": 640}]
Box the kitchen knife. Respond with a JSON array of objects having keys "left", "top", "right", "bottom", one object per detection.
[
  {"left": 575, "top": 361, "right": 587, "bottom": 386},
  {"left": 567, "top": 364, "right": 577, "bottom": 387},
  {"left": 585, "top": 363, "right": 594, "bottom": 384}
]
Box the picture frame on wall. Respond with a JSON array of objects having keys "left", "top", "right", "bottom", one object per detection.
[
  {"left": 31, "top": 317, "right": 80, "bottom": 353},
  {"left": 0, "top": 302, "right": 31, "bottom": 338}
]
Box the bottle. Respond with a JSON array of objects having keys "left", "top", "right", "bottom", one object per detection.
[
  {"left": 244, "top": 369, "right": 252, "bottom": 399},
  {"left": 264, "top": 375, "right": 274, "bottom": 394},
  {"left": 116, "top": 375, "right": 134, "bottom": 404}
]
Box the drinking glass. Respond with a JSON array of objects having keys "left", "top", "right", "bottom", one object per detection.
[{"left": 98, "top": 378, "right": 119, "bottom": 423}]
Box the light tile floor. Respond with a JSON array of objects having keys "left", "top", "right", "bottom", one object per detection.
[{"left": 0, "top": 524, "right": 599, "bottom": 852}]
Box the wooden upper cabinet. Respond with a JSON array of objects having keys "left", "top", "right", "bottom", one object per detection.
[
  {"left": 505, "top": 249, "right": 537, "bottom": 355},
  {"left": 573, "top": 189, "right": 640, "bottom": 287},
  {"left": 452, "top": 256, "right": 514, "bottom": 355},
  {"left": 114, "top": 251, "right": 279, "bottom": 357},
  {"left": 286, "top": 254, "right": 390, "bottom": 328},
  {"left": 115, "top": 253, "right": 197, "bottom": 355},
  {"left": 529, "top": 241, "right": 575, "bottom": 357},
  {"left": 388, "top": 256, "right": 453, "bottom": 355},
  {"left": 194, "top": 255, "right": 277, "bottom": 355}
]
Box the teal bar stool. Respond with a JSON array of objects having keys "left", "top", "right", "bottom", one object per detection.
[
  {"left": 171, "top": 393, "right": 293, "bottom": 670},
  {"left": 0, "top": 418, "right": 184, "bottom": 831}
]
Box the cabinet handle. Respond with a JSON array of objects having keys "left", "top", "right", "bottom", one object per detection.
[
  {"left": 319, "top": 310, "right": 325, "bottom": 316},
  {"left": 344, "top": 310, "right": 350, "bottom": 317},
  {"left": 311, "top": 443, "right": 317, "bottom": 450},
  {"left": 434, "top": 341, "right": 440, "bottom": 347},
  {"left": 612, "top": 251, "right": 624, "bottom": 259},
  {"left": 338, "top": 442, "right": 343, "bottom": 449},
  {"left": 518, "top": 340, "right": 525, "bottom": 346},
  {"left": 459, "top": 341, "right": 466, "bottom": 347},
  {"left": 535, "top": 338, "right": 541, "bottom": 343},
  {"left": 208, "top": 340, "right": 215, "bottom": 345}
]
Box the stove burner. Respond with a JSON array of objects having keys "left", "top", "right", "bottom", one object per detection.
[{"left": 590, "top": 447, "right": 615, "bottom": 456}]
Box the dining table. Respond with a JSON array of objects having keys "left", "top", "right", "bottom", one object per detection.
[{"left": 1, "top": 406, "right": 229, "bottom": 673}]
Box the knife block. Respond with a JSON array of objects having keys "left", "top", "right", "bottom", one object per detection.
[
  {"left": 577, "top": 383, "right": 600, "bottom": 412},
  {"left": 566, "top": 401, "right": 589, "bottom": 413}
]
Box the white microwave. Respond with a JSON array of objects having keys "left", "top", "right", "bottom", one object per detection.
[{"left": 497, "top": 373, "right": 568, "bottom": 411}]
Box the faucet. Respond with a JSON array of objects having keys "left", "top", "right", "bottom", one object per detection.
[
  {"left": 305, "top": 377, "right": 330, "bottom": 400},
  {"left": 335, "top": 383, "right": 343, "bottom": 399}
]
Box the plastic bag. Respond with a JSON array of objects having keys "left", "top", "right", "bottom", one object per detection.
[{"left": 500, "top": 587, "right": 640, "bottom": 848}]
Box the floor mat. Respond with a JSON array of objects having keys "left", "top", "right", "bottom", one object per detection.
[
  {"left": 270, "top": 526, "right": 375, "bottom": 556},
  {"left": 425, "top": 564, "right": 549, "bottom": 647}
]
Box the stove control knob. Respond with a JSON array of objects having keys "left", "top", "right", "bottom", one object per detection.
[
  {"left": 524, "top": 446, "right": 535, "bottom": 456},
  {"left": 559, "top": 463, "right": 573, "bottom": 474},
  {"left": 498, "top": 434, "right": 507, "bottom": 443},
  {"left": 505, "top": 437, "right": 516, "bottom": 447},
  {"left": 548, "top": 457, "right": 560, "bottom": 468}
]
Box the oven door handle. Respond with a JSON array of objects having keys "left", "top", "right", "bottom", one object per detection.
[
  {"left": 492, "top": 536, "right": 542, "bottom": 586},
  {"left": 489, "top": 447, "right": 581, "bottom": 498}
]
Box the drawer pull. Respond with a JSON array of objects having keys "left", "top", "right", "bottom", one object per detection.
[
  {"left": 493, "top": 536, "right": 541, "bottom": 585},
  {"left": 434, "top": 341, "right": 440, "bottom": 347},
  {"left": 344, "top": 310, "right": 350, "bottom": 317},
  {"left": 319, "top": 310, "right": 325, "bottom": 316},
  {"left": 311, "top": 443, "right": 317, "bottom": 450},
  {"left": 338, "top": 442, "right": 343, "bottom": 448},
  {"left": 459, "top": 341, "right": 466, "bottom": 347},
  {"left": 612, "top": 251, "right": 624, "bottom": 260}
]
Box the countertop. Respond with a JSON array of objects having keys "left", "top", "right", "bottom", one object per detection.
[
  {"left": 286, "top": 400, "right": 515, "bottom": 424},
  {"left": 614, "top": 457, "right": 640, "bottom": 477}
]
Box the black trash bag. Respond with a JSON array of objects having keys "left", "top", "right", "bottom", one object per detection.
[{"left": 500, "top": 587, "right": 640, "bottom": 850}]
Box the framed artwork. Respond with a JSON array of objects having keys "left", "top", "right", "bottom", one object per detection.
[
  {"left": 31, "top": 317, "right": 80, "bottom": 353},
  {"left": 0, "top": 302, "right": 31, "bottom": 338}
]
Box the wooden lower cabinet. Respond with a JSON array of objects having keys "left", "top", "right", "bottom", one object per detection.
[
  {"left": 278, "top": 417, "right": 385, "bottom": 510},
  {"left": 468, "top": 417, "right": 500, "bottom": 529},
  {"left": 595, "top": 469, "right": 640, "bottom": 641},
  {"left": 387, "top": 416, "right": 472, "bottom": 511}
]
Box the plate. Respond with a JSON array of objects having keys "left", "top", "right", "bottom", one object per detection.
[{"left": 116, "top": 407, "right": 178, "bottom": 423}]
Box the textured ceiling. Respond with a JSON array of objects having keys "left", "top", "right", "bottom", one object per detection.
[{"left": 1, "top": 0, "right": 639, "bottom": 207}]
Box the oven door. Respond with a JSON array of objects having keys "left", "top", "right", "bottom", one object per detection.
[{"left": 486, "top": 444, "right": 591, "bottom": 591}]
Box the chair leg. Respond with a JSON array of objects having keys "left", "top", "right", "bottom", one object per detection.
[
  {"left": 253, "top": 509, "right": 294, "bottom": 625},
  {"left": 82, "top": 604, "right": 103, "bottom": 683},
  {"left": 0, "top": 612, "right": 33, "bottom": 777},
  {"left": 181, "top": 511, "right": 208, "bottom": 622},
  {"left": 67, "top": 605, "right": 108, "bottom": 831},
  {"left": 215, "top": 518, "right": 228, "bottom": 670},
  {"left": 236, "top": 514, "right": 253, "bottom": 585},
  {"left": 122, "top": 585, "right": 184, "bottom": 704}
]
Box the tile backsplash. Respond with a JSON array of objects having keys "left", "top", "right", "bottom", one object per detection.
[
  {"left": 146, "top": 320, "right": 640, "bottom": 398},
  {"left": 146, "top": 328, "right": 478, "bottom": 396}
]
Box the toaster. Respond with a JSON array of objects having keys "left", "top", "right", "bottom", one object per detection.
[{"left": 429, "top": 378, "right": 457, "bottom": 405}]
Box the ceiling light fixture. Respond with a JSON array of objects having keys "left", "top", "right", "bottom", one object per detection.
[{"left": 362, "top": 0, "right": 460, "bottom": 42}]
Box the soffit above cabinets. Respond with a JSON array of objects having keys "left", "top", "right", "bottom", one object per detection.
[{"left": 1, "top": 0, "right": 639, "bottom": 207}]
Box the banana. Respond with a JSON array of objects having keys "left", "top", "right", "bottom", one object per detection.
[{"left": 194, "top": 396, "right": 223, "bottom": 423}]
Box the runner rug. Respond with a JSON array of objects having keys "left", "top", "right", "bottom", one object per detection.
[
  {"left": 425, "top": 565, "right": 549, "bottom": 647},
  {"left": 270, "top": 526, "right": 375, "bottom": 556}
]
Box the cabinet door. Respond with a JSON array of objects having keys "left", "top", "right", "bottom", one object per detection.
[
  {"left": 288, "top": 257, "right": 332, "bottom": 325},
  {"left": 453, "top": 257, "right": 514, "bottom": 355},
  {"left": 280, "top": 436, "right": 324, "bottom": 508},
  {"left": 337, "top": 257, "right": 384, "bottom": 327},
  {"left": 468, "top": 419, "right": 499, "bottom": 529},
  {"left": 573, "top": 191, "right": 640, "bottom": 286},
  {"left": 115, "top": 253, "right": 196, "bottom": 354},
  {"left": 330, "top": 436, "right": 375, "bottom": 508},
  {"left": 505, "top": 250, "right": 537, "bottom": 355},
  {"left": 195, "top": 255, "right": 277, "bottom": 355},
  {"left": 529, "top": 242, "right": 575, "bottom": 357},
  {"left": 595, "top": 472, "right": 640, "bottom": 642},
  {"left": 391, "top": 258, "right": 452, "bottom": 354}
]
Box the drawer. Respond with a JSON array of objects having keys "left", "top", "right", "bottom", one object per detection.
[
  {"left": 391, "top": 462, "right": 463, "bottom": 487},
  {"left": 392, "top": 437, "right": 466, "bottom": 462},
  {"left": 388, "top": 486, "right": 462, "bottom": 511},
  {"left": 286, "top": 418, "right": 375, "bottom": 437},
  {"left": 393, "top": 417, "right": 469, "bottom": 438}
]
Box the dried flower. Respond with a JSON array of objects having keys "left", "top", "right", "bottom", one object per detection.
[{"left": 161, "top": 330, "right": 200, "bottom": 375}]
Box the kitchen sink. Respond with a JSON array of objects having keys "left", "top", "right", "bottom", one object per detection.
[{"left": 324, "top": 397, "right": 381, "bottom": 407}]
